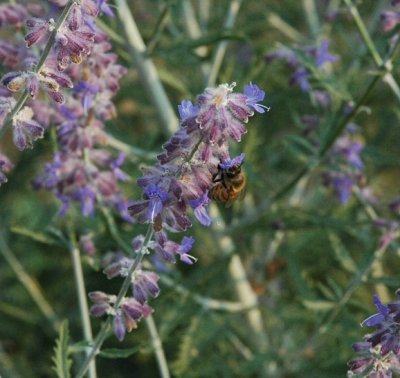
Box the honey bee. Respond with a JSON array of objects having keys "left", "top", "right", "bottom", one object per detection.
[{"left": 209, "top": 159, "right": 246, "bottom": 207}]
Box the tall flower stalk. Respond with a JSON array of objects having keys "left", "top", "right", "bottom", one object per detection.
[{"left": 78, "top": 82, "right": 268, "bottom": 377}]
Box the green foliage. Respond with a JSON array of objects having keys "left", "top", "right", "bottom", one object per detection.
[
  {"left": 1, "top": 0, "right": 400, "bottom": 377},
  {"left": 52, "top": 320, "right": 72, "bottom": 378}
]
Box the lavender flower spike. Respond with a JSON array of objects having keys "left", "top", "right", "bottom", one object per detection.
[{"left": 348, "top": 290, "right": 400, "bottom": 377}]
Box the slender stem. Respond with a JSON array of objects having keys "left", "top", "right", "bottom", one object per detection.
[
  {"left": 0, "top": 0, "right": 76, "bottom": 139},
  {"left": 75, "top": 225, "right": 154, "bottom": 378},
  {"left": 305, "top": 239, "right": 390, "bottom": 351},
  {"left": 106, "top": 133, "right": 157, "bottom": 161},
  {"left": 115, "top": 0, "right": 179, "bottom": 135},
  {"left": 303, "top": 186, "right": 396, "bottom": 353},
  {"left": 67, "top": 222, "right": 97, "bottom": 378},
  {"left": 146, "top": 2, "right": 172, "bottom": 55},
  {"left": 159, "top": 275, "right": 253, "bottom": 312},
  {"left": 319, "top": 75, "right": 380, "bottom": 157},
  {"left": 344, "top": 0, "right": 400, "bottom": 102},
  {"left": 145, "top": 315, "right": 171, "bottom": 378},
  {"left": 206, "top": 0, "right": 243, "bottom": 86},
  {"left": 0, "top": 233, "right": 59, "bottom": 332},
  {"left": 182, "top": 1, "right": 209, "bottom": 80},
  {"left": 302, "top": 0, "right": 320, "bottom": 37},
  {"left": 99, "top": 204, "right": 131, "bottom": 254}
]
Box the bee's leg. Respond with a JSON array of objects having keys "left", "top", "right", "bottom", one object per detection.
[
  {"left": 221, "top": 174, "right": 228, "bottom": 189},
  {"left": 212, "top": 173, "right": 222, "bottom": 183}
]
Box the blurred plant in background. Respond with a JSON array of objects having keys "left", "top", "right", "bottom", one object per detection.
[{"left": 1, "top": 0, "right": 400, "bottom": 377}]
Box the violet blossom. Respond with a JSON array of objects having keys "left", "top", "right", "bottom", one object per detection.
[
  {"left": 0, "top": 152, "right": 13, "bottom": 185},
  {"left": 88, "top": 82, "right": 266, "bottom": 341},
  {"left": 32, "top": 26, "right": 130, "bottom": 222},
  {"left": 348, "top": 291, "right": 400, "bottom": 377},
  {"left": 321, "top": 132, "right": 365, "bottom": 204},
  {"left": 266, "top": 39, "right": 337, "bottom": 106},
  {"left": 0, "top": 0, "right": 112, "bottom": 152},
  {"left": 129, "top": 82, "right": 267, "bottom": 234}
]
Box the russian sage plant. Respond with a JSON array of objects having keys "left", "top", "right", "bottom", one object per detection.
[{"left": 1, "top": 0, "right": 400, "bottom": 377}]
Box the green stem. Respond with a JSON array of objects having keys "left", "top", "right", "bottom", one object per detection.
[
  {"left": 146, "top": 2, "right": 171, "bottom": 55},
  {"left": 74, "top": 225, "right": 154, "bottom": 378},
  {"left": 305, "top": 239, "right": 390, "bottom": 352},
  {"left": 0, "top": 233, "right": 59, "bottom": 332},
  {"left": 344, "top": 0, "right": 400, "bottom": 102},
  {"left": 115, "top": 0, "right": 179, "bottom": 135},
  {"left": 206, "top": 0, "right": 243, "bottom": 86},
  {"left": 319, "top": 74, "right": 380, "bottom": 157},
  {"left": 302, "top": 0, "right": 320, "bottom": 37},
  {"left": 0, "top": 0, "right": 76, "bottom": 139},
  {"left": 66, "top": 222, "right": 97, "bottom": 378},
  {"left": 145, "top": 315, "right": 171, "bottom": 378}
]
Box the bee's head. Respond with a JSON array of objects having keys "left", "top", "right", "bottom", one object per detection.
[{"left": 226, "top": 164, "right": 241, "bottom": 177}]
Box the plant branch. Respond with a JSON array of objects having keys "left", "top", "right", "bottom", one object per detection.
[
  {"left": 74, "top": 225, "right": 153, "bottom": 378},
  {"left": 145, "top": 315, "right": 171, "bottom": 378},
  {"left": 66, "top": 222, "right": 97, "bottom": 378},
  {"left": 0, "top": 0, "right": 76, "bottom": 139},
  {"left": 115, "top": 0, "right": 179, "bottom": 135}
]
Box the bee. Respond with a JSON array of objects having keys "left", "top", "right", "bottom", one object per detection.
[{"left": 209, "top": 159, "right": 246, "bottom": 207}]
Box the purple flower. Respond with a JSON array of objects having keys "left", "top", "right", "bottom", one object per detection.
[
  {"left": 266, "top": 40, "right": 336, "bottom": 94},
  {"left": 79, "top": 233, "right": 96, "bottom": 255},
  {"left": 312, "top": 40, "right": 337, "bottom": 68},
  {"left": 176, "top": 236, "right": 196, "bottom": 264},
  {"left": 144, "top": 184, "right": 169, "bottom": 222},
  {"left": 113, "top": 311, "right": 126, "bottom": 342},
  {"left": 362, "top": 295, "right": 390, "bottom": 327},
  {"left": 24, "top": 18, "right": 54, "bottom": 47},
  {"left": 0, "top": 153, "right": 13, "bottom": 185},
  {"left": 389, "top": 198, "right": 400, "bottom": 216},
  {"left": 196, "top": 83, "right": 254, "bottom": 143},
  {"left": 12, "top": 106, "right": 44, "bottom": 150},
  {"left": 75, "top": 186, "right": 97, "bottom": 216},
  {"left": 219, "top": 153, "right": 245, "bottom": 170},
  {"left": 332, "top": 176, "right": 353, "bottom": 204},
  {"left": 290, "top": 67, "right": 310, "bottom": 92},
  {"left": 74, "top": 80, "right": 99, "bottom": 113},
  {"left": 55, "top": 24, "right": 95, "bottom": 70},
  {"left": 321, "top": 133, "right": 365, "bottom": 204},
  {"left": 189, "top": 192, "right": 212, "bottom": 226},
  {"left": 154, "top": 231, "right": 196, "bottom": 264},
  {"left": 0, "top": 41, "right": 21, "bottom": 68},
  {"left": 243, "top": 82, "right": 270, "bottom": 113},
  {"left": 0, "top": 4, "right": 29, "bottom": 27},
  {"left": 348, "top": 290, "right": 400, "bottom": 377},
  {"left": 132, "top": 266, "right": 160, "bottom": 304},
  {"left": 381, "top": 11, "right": 400, "bottom": 32},
  {"left": 311, "top": 90, "right": 331, "bottom": 108},
  {"left": 89, "top": 287, "right": 153, "bottom": 342},
  {"left": 178, "top": 99, "right": 199, "bottom": 121},
  {"left": 98, "top": 0, "right": 114, "bottom": 17}
]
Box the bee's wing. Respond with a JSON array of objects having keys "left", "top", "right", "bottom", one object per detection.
[{"left": 225, "top": 198, "right": 234, "bottom": 208}]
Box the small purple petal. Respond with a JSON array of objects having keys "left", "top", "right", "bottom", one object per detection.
[
  {"left": 243, "top": 82, "right": 269, "bottom": 113},
  {"left": 178, "top": 99, "right": 199, "bottom": 121},
  {"left": 113, "top": 312, "right": 126, "bottom": 342}
]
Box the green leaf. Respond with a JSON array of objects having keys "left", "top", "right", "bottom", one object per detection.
[
  {"left": 302, "top": 300, "right": 335, "bottom": 311},
  {"left": 150, "top": 32, "right": 246, "bottom": 55},
  {"left": 328, "top": 233, "right": 357, "bottom": 273},
  {"left": 52, "top": 320, "right": 72, "bottom": 378},
  {"left": 11, "top": 226, "right": 61, "bottom": 246},
  {"left": 99, "top": 347, "right": 140, "bottom": 359}
]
